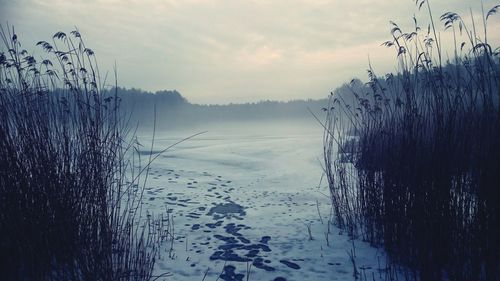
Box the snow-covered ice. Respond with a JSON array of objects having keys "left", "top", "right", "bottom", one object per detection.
[{"left": 136, "top": 120, "right": 389, "bottom": 281}]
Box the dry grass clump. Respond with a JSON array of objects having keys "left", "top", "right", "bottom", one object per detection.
[
  {"left": 0, "top": 26, "right": 169, "bottom": 281},
  {"left": 322, "top": 2, "right": 500, "bottom": 280}
]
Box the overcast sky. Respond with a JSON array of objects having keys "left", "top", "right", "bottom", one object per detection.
[{"left": 1, "top": 0, "right": 499, "bottom": 104}]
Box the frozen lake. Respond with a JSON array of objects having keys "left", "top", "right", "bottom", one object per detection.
[{"left": 136, "top": 120, "right": 387, "bottom": 281}]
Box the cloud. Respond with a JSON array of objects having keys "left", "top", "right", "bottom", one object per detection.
[{"left": 1, "top": 0, "right": 499, "bottom": 103}]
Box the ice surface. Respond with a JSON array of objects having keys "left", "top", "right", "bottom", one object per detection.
[{"left": 136, "top": 120, "right": 390, "bottom": 281}]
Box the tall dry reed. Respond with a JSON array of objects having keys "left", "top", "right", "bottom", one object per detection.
[
  {"left": 322, "top": 2, "right": 500, "bottom": 280},
  {"left": 0, "top": 26, "right": 169, "bottom": 281}
]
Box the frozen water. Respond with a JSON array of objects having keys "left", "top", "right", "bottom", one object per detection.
[{"left": 136, "top": 120, "right": 389, "bottom": 281}]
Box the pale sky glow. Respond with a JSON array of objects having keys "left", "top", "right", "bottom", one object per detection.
[{"left": 1, "top": 0, "right": 499, "bottom": 104}]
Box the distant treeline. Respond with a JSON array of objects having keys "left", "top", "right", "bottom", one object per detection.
[{"left": 111, "top": 87, "right": 329, "bottom": 128}]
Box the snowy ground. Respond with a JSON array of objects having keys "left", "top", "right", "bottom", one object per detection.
[{"left": 136, "top": 120, "right": 389, "bottom": 281}]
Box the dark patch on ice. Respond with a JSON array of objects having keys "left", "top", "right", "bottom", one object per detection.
[
  {"left": 247, "top": 243, "right": 271, "bottom": 252},
  {"left": 219, "top": 265, "right": 244, "bottom": 281},
  {"left": 245, "top": 249, "right": 259, "bottom": 257},
  {"left": 224, "top": 223, "right": 244, "bottom": 236},
  {"left": 207, "top": 202, "right": 245, "bottom": 219},
  {"left": 237, "top": 236, "right": 251, "bottom": 244},
  {"left": 279, "top": 260, "right": 300, "bottom": 270},
  {"left": 273, "top": 277, "right": 287, "bottom": 281},
  {"left": 252, "top": 257, "right": 275, "bottom": 271},
  {"left": 259, "top": 236, "right": 271, "bottom": 244},
  {"left": 206, "top": 220, "right": 223, "bottom": 229},
  {"left": 210, "top": 250, "right": 251, "bottom": 262},
  {"left": 214, "top": 234, "right": 239, "bottom": 244},
  {"left": 187, "top": 212, "right": 201, "bottom": 219},
  {"left": 208, "top": 223, "right": 274, "bottom": 269}
]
